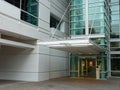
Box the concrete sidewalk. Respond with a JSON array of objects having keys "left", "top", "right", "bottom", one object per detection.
[{"left": 0, "top": 77, "right": 119, "bottom": 90}]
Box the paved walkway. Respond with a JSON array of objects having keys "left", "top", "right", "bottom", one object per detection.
[{"left": 0, "top": 77, "right": 120, "bottom": 90}]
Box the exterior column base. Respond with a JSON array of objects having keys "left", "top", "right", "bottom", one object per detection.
[{"left": 100, "top": 72, "right": 106, "bottom": 79}]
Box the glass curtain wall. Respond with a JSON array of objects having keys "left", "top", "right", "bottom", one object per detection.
[
  {"left": 4, "top": 0, "right": 38, "bottom": 26},
  {"left": 110, "top": 0, "right": 120, "bottom": 77},
  {"left": 88, "top": 0, "right": 110, "bottom": 34},
  {"left": 89, "top": 0, "right": 105, "bottom": 34},
  {"left": 89, "top": 0, "right": 110, "bottom": 48},
  {"left": 70, "top": 54, "right": 79, "bottom": 77},
  {"left": 110, "top": 0, "right": 120, "bottom": 38},
  {"left": 111, "top": 54, "right": 120, "bottom": 76},
  {"left": 70, "top": 0, "right": 110, "bottom": 79},
  {"left": 88, "top": 0, "right": 110, "bottom": 79},
  {"left": 70, "top": 0, "right": 86, "bottom": 35}
]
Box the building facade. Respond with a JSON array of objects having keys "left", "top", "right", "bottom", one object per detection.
[
  {"left": 0, "top": 0, "right": 120, "bottom": 81},
  {"left": 0, "top": 0, "right": 69, "bottom": 81}
]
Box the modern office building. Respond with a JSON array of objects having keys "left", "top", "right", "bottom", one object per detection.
[{"left": 0, "top": 0, "right": 119, "bottom": 81}]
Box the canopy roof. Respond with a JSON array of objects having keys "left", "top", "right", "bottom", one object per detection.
[{"left": 38, "top": 39, "right": 105, "bottom": 54}]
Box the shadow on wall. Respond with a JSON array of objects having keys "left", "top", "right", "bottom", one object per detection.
[{"left": 0, "top": 45, "right": 34, "bottom": 72}]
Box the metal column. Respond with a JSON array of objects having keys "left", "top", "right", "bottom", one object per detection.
[{"left": 85, "top": 0, "right": 89, "bottom": 35}]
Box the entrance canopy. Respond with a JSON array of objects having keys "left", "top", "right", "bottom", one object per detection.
[{"left": 38, "top": 39, "right": 105, "bottom": 54}]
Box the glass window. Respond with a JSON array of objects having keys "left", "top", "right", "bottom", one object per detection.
[
  {"left": 88, "top": 2, "right": 104, "bottom": 7},
  {"left": 71, "top": 21, "right": 85, "bottom": 29},
  {"left": 111, "top": 11, "right": 119, "bottom": 14},
  {"left": 89, "top": 7, "right": 104, "bottom": 14},
  {"left": 71, "top": 5, "right": 85, "bottom": 10},
  {"left": 111, "top": 58, "right": 120, "bottom": 76},
  {"left": 4, "top": 0, "right": 20, "bottom": 8},
  {"left": 111, "top": 25, "right": 120, "bottom": 38},
  {"left": 71, "top": 15, "right": 85, "bottom": 21},
  {"left": 50, "top": 16, "right": 60, "bottom": 30},
  {"left": 111, "top": 5, "right": 119, "bottom": 11},
  {"left": 89, "top": 0, "right": 104, "bottom": 3},
  {"left": 111, "top": 14, "right": 119, "bottom": 20},
  {"left": 111, "top": 0, "right": 119, "bottom": 3},
  {"left": 110, "top": 42, "right": 120, "bottom": 47},
  {"left": 89, "top": 20, "right": 105, "bottom": 27},
  {"left": 70, "top": 9, "right": 85, "bottom": 15},
  {"left": 111, "top": 54, "right": 120, "bottom": 57},
  {"left": 111, "top": 26, "right": 119, "bottom": 32},
  {"left": 111, "top": 48, "right": 120, "bottom": 51},
  {"left": 89, "top": 14, "right": 104, "bottom": 20},
  {"left": 5, "top": 0, "right": 39, "bottom": 26},
  {"left": 21, "top": 11, "right": 38, "bottom": 26},
  {"left": 21, "top": 0, "right": 38, "bottom": 17},
  {"left": 111, "top": 72, "right": 120, "bottom": 77},
  {"left": 72, "top": 0, "right": 85, "bottom": 5},
  {"left": 110, "top": 33, "right": 119, "bottom": 38},
  {"left": 111, "top": 58, "right": 120, "bottom": 70},
  {"left": 71, "top": 28, "right": 85, "bottom": 35},
  {"left": 21, "top": 0, "right": 38, "bottom": 26},
  {"left": 89, "top": 27, "right": 105, "bottom": 34},
  {"left": 111, "top": 20, "right": 119, "bottom": 25}
]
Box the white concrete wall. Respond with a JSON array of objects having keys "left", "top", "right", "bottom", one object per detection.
[
  {"left": 0, "top": 0, "right": 20, "bottom": 19},
  {"left": 0, "top": 14, "right": 40, "bottom": 40},
  {"left": 37, "top": 0, "right": 50, "bottom": 81},
  {"left": 0, "top": 0, "right": 69, "bottom": 81},
  {"left": 50, "top": 0, "right": 69, "bottom": 35},
  {"left": 38, "top": 0, "right": 69, "bottom": 81},
  {"left": 0, "top": 46, "right": 40, "bottom": 81},
  {"left": 49, "top": 0, "right": 69, "bottom": 79},
  {"left": 49, "top": 49, "right": 69, "bottom": 79}
]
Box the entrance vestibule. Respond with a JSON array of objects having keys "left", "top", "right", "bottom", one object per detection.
[{"left": 70, "top": 56, "right": 101, "bottom": 78}]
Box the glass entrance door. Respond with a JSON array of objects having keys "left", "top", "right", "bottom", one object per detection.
[
  {"left": 70, "top": 56, "right": 96, "bottom": 78},
  {"left": 80, "top": 59, "right": 88, "bottom": 77},
  {"left": 79, "top": 59, "right": 96, "bottom": 77}
]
